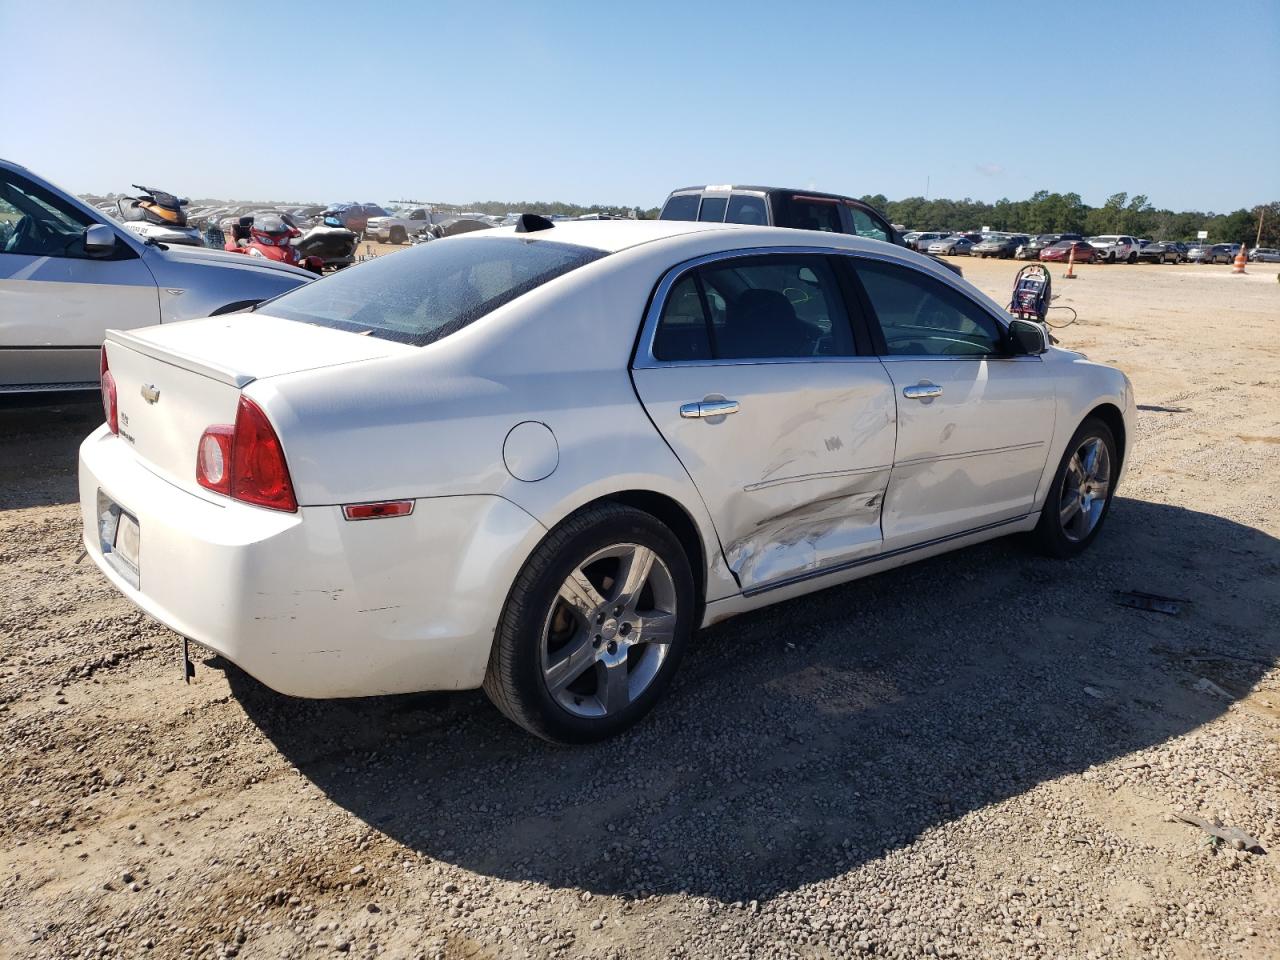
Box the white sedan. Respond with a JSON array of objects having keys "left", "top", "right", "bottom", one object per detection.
[{"left": 80, "top": 217, "right": 1133, "bottom": 742}]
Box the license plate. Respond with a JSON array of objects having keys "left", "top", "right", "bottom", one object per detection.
[{"left": 114, "top": 511, "right": 140, "bottom": 571}]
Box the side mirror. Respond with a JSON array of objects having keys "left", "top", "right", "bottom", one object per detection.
[
  {"left": 1007, "top": 318, "right": 1048, "bottom": 356},
  {"left": 84, "top": 223, "right": 117, "bottom": 257}
]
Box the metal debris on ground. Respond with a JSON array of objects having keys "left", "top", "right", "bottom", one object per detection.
[
  {"left": 1115, "top": 590, "right": 1189, "bottom": 615},
  {"left": 1192, "top": 677, "right": 1233, "bottom": 700},
  {"left": 1170, "top": 813, "right": 1265, "bottom": 854}
]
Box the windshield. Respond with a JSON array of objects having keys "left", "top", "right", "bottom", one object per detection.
[{"left": 262, "top": 236, "right": 608, "bottom": 347}]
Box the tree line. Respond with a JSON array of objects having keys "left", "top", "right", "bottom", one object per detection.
[{"left": 859, "top": 192, "right": 1277, "bottom": 246}]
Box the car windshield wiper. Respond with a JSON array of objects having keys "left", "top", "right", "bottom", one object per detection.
[{"left": 143, "top": 236, "right": 169, "bottom": 250}]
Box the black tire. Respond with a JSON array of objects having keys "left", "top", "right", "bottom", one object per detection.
[
  {"left": 1033, "top": 417, "right": 1118, "bottom": 559},
  {"left": 1127, "top": 251, "right": 1137, "bottom": 264},
  {"left": 483, "top": 503, "right": 696, "bottom": 743},
  {"left": 389, "top": 227, "right": 406, "bottom": 245}
]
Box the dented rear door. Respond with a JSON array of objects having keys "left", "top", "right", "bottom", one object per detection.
[{"left": 631, "top": 251, "right": 897, "bottom": 593}]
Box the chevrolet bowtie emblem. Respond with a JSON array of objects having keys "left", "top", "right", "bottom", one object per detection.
[{"left": 140, "top": 383, "right": 161, "bottom": 404}]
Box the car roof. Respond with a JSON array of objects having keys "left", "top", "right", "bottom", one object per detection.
[
  {"left": 668, "top": 184, "right": 865, "bottom": 203},
  {"left": 468, "top": 218, "right": 747, "bottom": 253}
]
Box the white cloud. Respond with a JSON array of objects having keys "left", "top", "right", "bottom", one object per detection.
[{"left": 975, "top": 163, "right": 1005, "bottom": 177}]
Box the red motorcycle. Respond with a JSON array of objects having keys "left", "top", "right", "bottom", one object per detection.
[{"left": 224, "top": 215, "right": 324, "bottom": 274}]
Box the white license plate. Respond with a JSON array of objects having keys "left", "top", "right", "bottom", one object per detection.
[{"left": 114, "top": 511, "right": 140, "bottom": 571}]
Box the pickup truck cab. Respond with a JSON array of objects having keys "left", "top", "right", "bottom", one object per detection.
[
  {"left": 365, "top": 207, "right": 433, "bottom": 244},
  {"left": 660, "top": 185, "right": 897, "bottom": 244}
]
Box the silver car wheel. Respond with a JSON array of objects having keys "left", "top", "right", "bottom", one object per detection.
[
  {"left": 540, "top": 543, "right": 677, "bottom": 719},
  {"left": 1058, "top": 437, "right": 1112, "bottom": 542}
]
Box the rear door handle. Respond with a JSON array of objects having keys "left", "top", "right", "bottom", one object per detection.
[
  {"left": 902, "top": 382, "right": 943, "bottom": 400},
  {"left": 680, "top": 399, "right": 740, "bottom": 419}
]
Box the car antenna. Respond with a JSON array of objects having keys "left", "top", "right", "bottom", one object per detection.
[{"left": 514, "top": 213, "right": 554, "bottom": 234}]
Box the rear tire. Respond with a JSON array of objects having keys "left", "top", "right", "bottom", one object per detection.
[
  {"left": 483, "top": 503, "right": 696, "bottom": 743},
  {"left": 1033, "top": 418, "right": 1118, "bottom": 559}
]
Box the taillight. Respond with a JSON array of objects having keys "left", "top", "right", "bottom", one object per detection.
[
  {"left": 195, "top": 397, "right": 297, "bottom": 512},
  {"left": 196, "top": 425, "right": 234, "bottom": 496},
  {"left": 100, "top": 346, "right": 118, "bottom": 435}
]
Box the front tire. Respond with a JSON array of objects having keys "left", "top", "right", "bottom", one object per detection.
[
  {"left": 1034, "top": 418, "right": 1118, "bottom": 558},
  {"left": 389, "top": 227, "right": 406, "bottom": 245},
  {"left": 483, "top": 503, "right": 695, "bottom": 743}
]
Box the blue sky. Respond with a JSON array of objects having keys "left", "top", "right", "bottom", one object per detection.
[{"left": 3, "top": 1, "right": 1276, "bottom": 211}]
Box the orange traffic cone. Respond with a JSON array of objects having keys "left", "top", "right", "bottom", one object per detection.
[
  {"left": 1063, "top": 245, "right": 1077, "bottom": 279},
  {"left": 1232, "top": 242, "right": 1248, "bottom": 274}
]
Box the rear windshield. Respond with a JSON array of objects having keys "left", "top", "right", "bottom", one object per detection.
[{"left": 262, "top": 236, "right": 607, "bottom": 346}]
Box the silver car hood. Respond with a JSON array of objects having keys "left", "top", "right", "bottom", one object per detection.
[{"left": 155, "top": 243, "right": 315, "bottom": 279}]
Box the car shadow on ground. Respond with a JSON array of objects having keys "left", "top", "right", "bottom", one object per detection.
[
  {"left": 0, "top": 397, "right": 101, "bottom": 510},
  {"left": 224, "top": 497, "right": 1278, "bottom": 902}
]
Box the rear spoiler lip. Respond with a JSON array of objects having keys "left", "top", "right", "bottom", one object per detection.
[{"left": 104, "top": 328, "right": 255, "bottom": 389}]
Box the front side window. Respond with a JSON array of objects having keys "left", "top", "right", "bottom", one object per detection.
[
  {"left": 660, "top": 193, "right": 700, "bottom": 221},
  {"left": 263, "top": 236, "right": 607, "bottom": 347},
  {"left": 0, "top": 172, "right": 95, "bottom": 258},
  {"left": 846, "top": 206, "right": 889, "bottom": 242},
  {"left": 725, "top": 194, "right": 768, "bottom": 225},
  {"left": 652, "top": 254, "right": 856, "bottom": 362},
  {"left": 855, "top": 259, "right": 1004, "bottom": 358}
]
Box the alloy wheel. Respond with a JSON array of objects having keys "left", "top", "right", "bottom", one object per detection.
[
  {"left": 541, "top": 543, "right": 677, "bottom": 718},
  {"left": 1058, "top": 437, "right": 1112, "bottom": 542}
]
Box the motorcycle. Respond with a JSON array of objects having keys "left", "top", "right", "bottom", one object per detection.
[
  {"left": 117, "top": 184, "right": 204, "bottom": 246},
  {"left": 224, "top": 215, "right": 324, "bottom": 274},
  {"left": 293, "top": 214, "right": 359, "bottom": 270}
]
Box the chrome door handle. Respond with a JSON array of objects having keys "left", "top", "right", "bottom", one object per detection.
[
  {"left": 680, "top": 399, "right": 740, "bottom": 419},
  {"left": 902, "top": 382, "right": 943, "bottom": 400}
]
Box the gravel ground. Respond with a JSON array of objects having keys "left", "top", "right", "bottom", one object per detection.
[{"left": 2, "top": 255, "right": 1278, "bottom": 960}]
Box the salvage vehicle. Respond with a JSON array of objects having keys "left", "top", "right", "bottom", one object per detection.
[
  {"left": 80, "top": 217, "right": 1133, "bottom": 742},
  {"left": 1087, "top": 235, "right": 1140, "bottom": 263},
  {"left": 116, "top": 185, "right": 204, "bottom": 247},
  {"left": 1248, "top": 246, "right": 1280, "bottom": 263},
  {"left": 0, "top": 159, "right": 314, "bottom": 394},
  {"left": 660, "top": 185, "right": 897, "bottom": 243},
  {"left": 322, "top": 202, "right": 392, "bottom": 238},
  {"left": 927, "top": 233, "right": 981, "bottom": 256},
  {"left": 223, "top": 215, "right": 325, "bottom": 274},
  {"left": 1015, "top": 233, "right": 1083, "bottom": 260},
  {"left": 365, "top": 207, "right": 432, "bottom": 244},
  {"left": 971, "top": 234, "right": 1029, "bottom": 259},
  {"left": 1039, "top": 239, "right": 1098, "bottom": 263},
  {"left": 1135, "top": 241, "right": 1185, "bottom": 264}
]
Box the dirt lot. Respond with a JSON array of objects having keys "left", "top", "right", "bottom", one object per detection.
[{"left": 2, "top": 255, "right": 1278, "bottom": 960}]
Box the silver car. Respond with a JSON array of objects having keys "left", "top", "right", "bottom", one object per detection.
[
  {"left": 927, "top": 234, "right": 979, "bottom": 256},
  {"left": 0, "top": 159, "right": 314, "bottom": 393}
]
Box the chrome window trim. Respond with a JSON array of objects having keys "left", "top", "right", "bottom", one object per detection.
[
  {"left": 634, "top": 244, "right": 876, "bottom": 370},
  {"left": 634, "top": 244, "right": 1035, "bottom": 370}
]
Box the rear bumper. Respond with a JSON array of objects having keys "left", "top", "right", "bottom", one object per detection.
[{"left": 79, "top": 425, "right": 546, "bottom": 698}]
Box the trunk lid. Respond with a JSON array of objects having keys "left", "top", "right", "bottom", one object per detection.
[{"left": 104, "top": 313, "right": 413, "bottom": 496}]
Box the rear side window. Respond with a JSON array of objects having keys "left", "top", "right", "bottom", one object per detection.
[
  {"left": 660, "top": 194, "right": 700, "bottom": 221},
  {"left": 263, "top": 236, "right": 607, "bottom": 347},
  {"left": 696, "top": 197, "right": 727, "bottom": 223},
  {"left": 652, "top": 254, "right": 856, "bottom": 362},
  {"left": 725, "top": 194, "right": 768, "bottom": 225}
]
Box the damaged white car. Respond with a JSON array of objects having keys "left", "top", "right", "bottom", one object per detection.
[{"left": 80, "top": 216, "right": 1133, "bottom": 742}]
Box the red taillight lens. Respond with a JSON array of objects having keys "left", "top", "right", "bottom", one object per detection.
[
  {"left": 231, "top": 397, "right": 297, "bottom": 512},
  {"left": 194, "top": 397, "right": 297, "bottom": 512},
  {"left": 100, "top": 346, "right": 118, "bottom": 435}
]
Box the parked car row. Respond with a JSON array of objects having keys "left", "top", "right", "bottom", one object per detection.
[{"left": 908, "top": 229, "right": 1256, "bottom": 267}]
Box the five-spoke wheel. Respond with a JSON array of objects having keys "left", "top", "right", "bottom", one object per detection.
[
  {"left": 484, "top": 503, "right": 694, "bottom": 742},
  {"left": 1035, "top": 417, "right": 1118, "bottom": 557}
]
